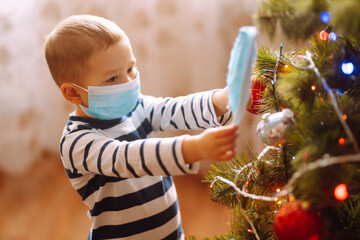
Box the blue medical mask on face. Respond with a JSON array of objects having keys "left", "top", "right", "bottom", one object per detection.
[{"left": 73, "top": 72, "right": 140, "bottom": 120}]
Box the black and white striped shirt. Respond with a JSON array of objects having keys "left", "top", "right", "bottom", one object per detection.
[{"left": 60, "top": 91, "right": 232, "bottom": 239}]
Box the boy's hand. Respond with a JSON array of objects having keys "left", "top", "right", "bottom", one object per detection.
[
  {"left": 182, "top": 125, "right": 238, "bottom": 164},
  {"left": 212, "top": 87, "right": 229, "bottom": 117}
]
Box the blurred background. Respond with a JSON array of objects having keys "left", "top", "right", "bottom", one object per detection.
[{"left": 0, "top": 0, "right": 276, "bottom": 239}]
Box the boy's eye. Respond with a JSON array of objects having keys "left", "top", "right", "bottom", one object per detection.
[{"left": 106, "top": 76, "right": 118, "bottom": 82}]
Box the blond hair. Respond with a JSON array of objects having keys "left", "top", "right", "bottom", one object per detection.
[{"left": 45, "top": 15, "right": 126, "bottom": 87}]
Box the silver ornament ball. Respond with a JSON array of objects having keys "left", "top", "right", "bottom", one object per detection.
[{"left": 256, "top": 109, "right": 294, "bottom": 147}]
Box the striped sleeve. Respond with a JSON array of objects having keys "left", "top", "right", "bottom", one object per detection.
[
  {"left": 60, "top": 130, "right": 199, "bottom": 178},
  {"left": 142, "top": 90, "right": 232, "bottom": 132}
]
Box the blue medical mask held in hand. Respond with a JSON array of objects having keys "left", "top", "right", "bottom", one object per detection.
[{"left": 73, "top": 72, "right": 140, "bottom": 120}]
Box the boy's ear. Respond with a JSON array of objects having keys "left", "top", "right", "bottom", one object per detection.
[{"left": 60, "top": 82, "right": 82, "bottom": 105}]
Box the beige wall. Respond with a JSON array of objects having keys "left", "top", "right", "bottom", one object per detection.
[{"left": 0, "top": 0, "right": 265, "bottom": 174}]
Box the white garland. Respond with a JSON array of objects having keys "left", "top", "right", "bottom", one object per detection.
[{"left": 212, "top": 152, "right": 360, "bottom": 202}]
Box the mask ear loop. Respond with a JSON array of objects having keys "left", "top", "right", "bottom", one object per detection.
[
  {"left": 72, "top": 83, "right": 89, "bottom": 92},
  {"left": 72, "top": 83, "right": 92, "bottom": 117}
]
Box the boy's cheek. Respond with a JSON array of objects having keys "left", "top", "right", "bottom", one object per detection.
[{"left": 79, "top": 92, "right": 89, "bottom": 107}]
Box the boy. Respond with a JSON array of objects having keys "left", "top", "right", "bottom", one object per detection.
[{"left": 45, "top": 15, "right": 237, "bottom": 239}]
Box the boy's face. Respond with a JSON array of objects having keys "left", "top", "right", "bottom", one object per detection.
[{"left": 76, "top": 38, "right": 137, "bottom": 108}]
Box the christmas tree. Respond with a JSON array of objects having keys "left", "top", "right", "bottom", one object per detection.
[{"left": 202, "top": 0, "right": 360, "bottom": 239}]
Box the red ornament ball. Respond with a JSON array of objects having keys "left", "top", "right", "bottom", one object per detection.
[
  {"left": 334, "top": 183, "right": 349, "bottom": 201},
  {"left": 246, "top": 76, "right": 266, "bottom": 114},
  {"left": 273, "top": 200, "right": 322, "bottom": 240}
]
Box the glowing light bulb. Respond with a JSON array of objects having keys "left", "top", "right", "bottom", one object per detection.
[
  {"left": 247, "top": 229, "right": 253, "bottom": 233},
  {"left": 334, "top": 183, "right": 349, "bottom": 201},
  {"left": 339, "top": 138, "right": 345, "bottom": 145},
  {"left": 311, "top": 85, "right": 316, "bottom": 91},
  {"left": 329, "top": 32, "right": 337, "bottom": 41},
  {"left": 319, "top": 30, "right": 329, "bottom": 41},
  {"left": 276, "top": 188, "right": 281, "bottom": 193},
  {"left": 320, "top": 11, "right": 331, "bottom": 23},
  {"left": 336, "top": 88, "right": 344, "bottom": 96},
  {"left": 343, "top": 114, "right": 347, "bottom": 120},
  {"left": 341, "top": 62, "right": 354, "bottom": 75}
]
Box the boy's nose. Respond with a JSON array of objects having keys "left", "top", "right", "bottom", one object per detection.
[{"left": 129, "top": 70, "right": 139, "bottom": 82}]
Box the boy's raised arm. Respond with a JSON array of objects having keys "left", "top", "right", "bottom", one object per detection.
[{"left": 212, "top": 87, "right": 230, "bottom": 117}]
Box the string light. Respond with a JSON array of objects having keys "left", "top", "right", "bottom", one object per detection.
[
  {"left": 319, "top": 26, "right": 333, "bottom": 41},
  {"left": 336, "top": 88, "right": 344, "bottom": 96},
  {"left": 263, "top": 74, "right": 274, "bottom": 80},
  {"left": 329, "top": 32, "right": 337, "bottom": 42},
  {"left": 343, "top": 114, "right": 347, "bottom": 120},
  {"left": 339, "top": 138, "right": 345, "bottom": 145},
  {"left": 208, "top": 154, "right": 360, "bottom": 240},
  {"left": 341, "top": 62, "right": 355, "bottom": 75},
  {"left": 236, "top": 195, "right": 261, "bottom": 240},
  {"left": 247, "top": 229, "right": 253, "bottom": 233},
  {"left": 319, "top": 30, "right": 329, "bottom": 41},
  {"left": 334, "top": 183, "right": 349, "bottom": 201},
  {"left": 210, "top": 154, "right": 360, "bottom": 203},
  {"left": 276, "top": 188, "right": 281, "bottom": 193},
  {"left": 299, "top": 51, "right": 359, "bottom": 152},
  {"left": 311, "top": 85, "right": 316, "bottom": 91},
  {"left": 320, "top": 11, "right": 331, "bottom": 23}
]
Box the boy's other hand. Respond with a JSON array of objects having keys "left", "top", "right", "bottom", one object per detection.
[{"left": 182, "top": 125, "right": 238, "bottom": 164}]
